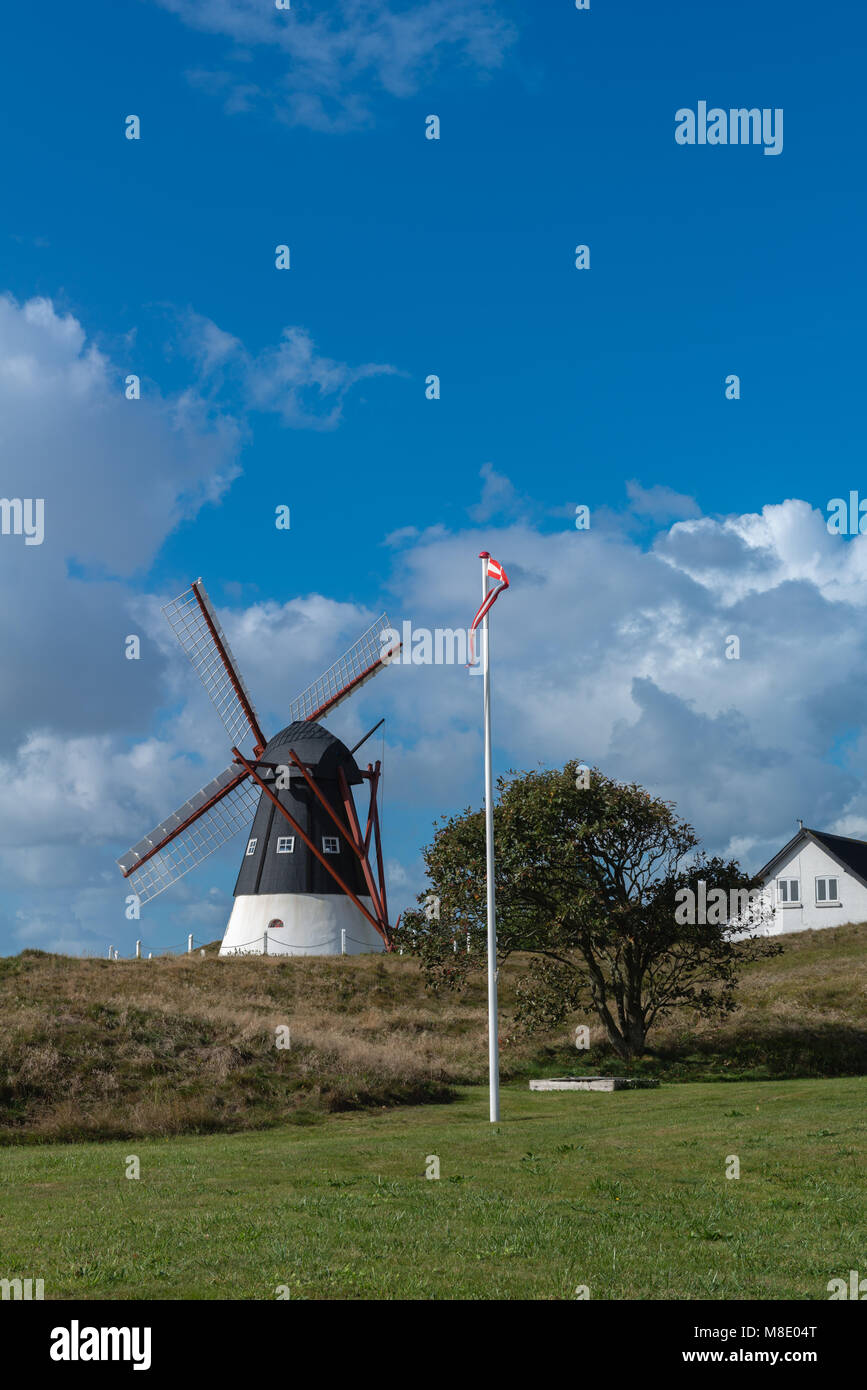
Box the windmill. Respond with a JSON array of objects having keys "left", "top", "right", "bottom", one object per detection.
[{"left": 117, "top": 580, "right": 400, "bottom": 956}]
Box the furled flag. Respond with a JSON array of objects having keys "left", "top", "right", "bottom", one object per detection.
[
  {"left": 469, "top": 554, "right": 510, "bottom": 663},
  {"left": 472, "top": 550, "right": 510, "bottom": 1123}
]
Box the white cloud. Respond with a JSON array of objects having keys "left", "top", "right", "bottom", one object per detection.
[
  {"left": 180, "top": 311, "right": 399, "bottom": 428},
  {"left": 625, "top": 478, "right": 701, "bottom": 523},
  {"left": 374, "top": 498, "right": 867, "bottom": 874},
  {"left": 156, "top": 0, "right": 517, "bottom": 131},
  {"left": 0, "top": 295, "right": 242, "bottom": 746},
  {"left": 0, "top": 295, "right": 397, "bottom": 747},
  {"left": 245, "top": 326, "right": 399, "bottom": 428},
  {"left": 0, "top": 294, "right": 240, "bottom": 577},
  {"left": 654, "top": 499, "right": 867, "bottom": 605},
  {"left": 468, "top": 461, "right": 524, "bottom": 523},
  {"left": 0, "top": 293, "right": 398, "bottom": 953}
]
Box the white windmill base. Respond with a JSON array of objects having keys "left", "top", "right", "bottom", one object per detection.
[{"left": 219, "top": 893, "right": 386, "bottom": 957}]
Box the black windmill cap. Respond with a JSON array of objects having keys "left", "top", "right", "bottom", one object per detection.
[{"left": 260, "top": 720, "right": 363, "bottom": 784}]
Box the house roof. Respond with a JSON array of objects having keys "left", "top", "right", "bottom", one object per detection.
[{"left": 758, "top": 827, "right": 867, "bottom": 891}]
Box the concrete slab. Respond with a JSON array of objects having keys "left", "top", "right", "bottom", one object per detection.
[{"left": 529, "top": 1076, "right": 660, "bottom": 1092}]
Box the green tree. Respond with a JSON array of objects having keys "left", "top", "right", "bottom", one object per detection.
[{"left": 398, "top": 763, "right": 779, "bottom": 1060}]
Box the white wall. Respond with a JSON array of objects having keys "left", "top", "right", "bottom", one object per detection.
[
  {"left": 756, "top": 838, "right": 867, "bottom": 935},
  {"left": 220, "top": 892, "right": 386, "bottom": 956}
]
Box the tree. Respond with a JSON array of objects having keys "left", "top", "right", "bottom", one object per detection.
[{"left": 399, "top": 763, "right": 779, "bottom": 1061}]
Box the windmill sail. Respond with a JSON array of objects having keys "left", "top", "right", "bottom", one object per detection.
[
  {"left": 288, "top": 613, "right": 399, "bottom": 723},
  {"left": 117, "top": 763, "right": 260, "bottom": 905},
  {"left": 163, "top": 580, "right": 266, "bottom": 751}
]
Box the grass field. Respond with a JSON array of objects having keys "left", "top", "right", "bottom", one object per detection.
[
  {"left": 2, "top": 1077, "right": 864, "bottom": 1300},
  {"left": 2, "top": 922, "right": 866, "bottom": 1144}
]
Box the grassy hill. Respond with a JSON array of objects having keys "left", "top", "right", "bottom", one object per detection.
[{"left": 1, "top": 922, "right": 865, "bottom": 1144}]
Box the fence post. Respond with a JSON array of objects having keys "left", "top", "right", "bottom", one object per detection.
[
  {"left": 148, "top": 952, "right": 152, "bottom": 960},
  {"left": 341, "top": 928, "right": 346, "bottom": 956},
  {"left": 263, "top": 929, "right": 268, "bottom": 956},
  {"left": 187, "top": 934, "right": 193, "bottom": 955},
  {"left": 108, "top": 945, "right": 113, "bottom": 960},
  {"left": 135, "top": 940, "right": 141, "bottom": 959}
]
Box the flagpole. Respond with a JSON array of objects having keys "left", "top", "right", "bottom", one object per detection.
[{"left": 479, "top": 551, "right": 500, "bottom": 1123}]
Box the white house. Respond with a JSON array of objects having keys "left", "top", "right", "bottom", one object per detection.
[{"left": 751, "top": 826, "right": 867, "bottom": 935}]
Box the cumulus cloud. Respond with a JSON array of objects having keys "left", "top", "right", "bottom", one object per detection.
[
  {"left": 156, "top": 0, "right": 517, "bottom": 131},
  {"left": 0, "top": 294, "right": 240, "bottom": 577},
  {"left": 375, "top": 498, "right": 867, "bottom": 879},
  {"left": 0, "top": 295, "right": 241, "bottom": 746},
  {"left": 654, "top": 499, "right": 867, "bottom": 606},
  {"left": 0, "top": 294, "right": 399, "bottom": 953}
]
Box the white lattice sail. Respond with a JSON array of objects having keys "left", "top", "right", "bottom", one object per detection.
[
  {"left": 288, "top": 613, "right": 396, "bottom": 722},
  {"left": 117, "top": 764, "right": 260, "bottom": 904},
  {"left": 162, "top": 581, "right": 263, "bottom": 749}
]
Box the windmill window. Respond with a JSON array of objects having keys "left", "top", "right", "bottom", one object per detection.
[
  {"left": 776, "top": 878, "right": 799, "bottom": 904},
  {"left": 815, "top": 876, "right": 839, "bottom": 904},
  {"left": 322, "top": 836, "right": 340, "bottom": 854},
  {"left": 276, "top": 837, "right": 295, "bottom": 854},
  {"left": 245, "top": 838, "right": 258, "bottom": 857}
]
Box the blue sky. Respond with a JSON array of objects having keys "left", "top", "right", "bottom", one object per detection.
[{"left": 1, "top": 0, "right": 866, "bottom": 955}]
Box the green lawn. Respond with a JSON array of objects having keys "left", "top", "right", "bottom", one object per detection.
[{"left": 2, "top": 1078, "right": 864, "bottom": 1300}]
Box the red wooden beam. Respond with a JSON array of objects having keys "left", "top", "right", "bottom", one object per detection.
[
  {"left": 285, "top": 751, "right": 358, "bottom": 857},
  {"left": 337, "top": 764, "right": 385, "bottom": 925},
  {"left": 303, "top": 638, "right": 400, "bottom": 723},
  {"left": 193, "top": 581, "right": 267, "bottom": 756},
  {"left": 369, "top": 762, "right": 389, "bottom": 927},
  {"left": 287, "top": 750, "right": 389, "bottom": 933},
  {"left": 360, "top": 764, "right": 379, "bottom": 857},
  {"left": 120, "top": 768, "right": 252, "bottom": 878},
  {"left": 232, "top": 748, "right": 392, "bottom": 948},
  {"left": 249, "top": 752, "right": 391, "bottom": 943}
]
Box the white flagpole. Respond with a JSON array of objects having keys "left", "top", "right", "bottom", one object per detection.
[{"left": 480, "top": 551, "right": 500, "bottom": 1123}]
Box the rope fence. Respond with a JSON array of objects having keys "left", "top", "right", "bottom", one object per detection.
[
  {"left": 105, "top": 928, "right": 386, "bottom": 959},
  {"left": 103, "top": 934, "right": 206, "bottom": 961},
  {"left": 222, "top": 928, "right": 380, "bottom": 955}
]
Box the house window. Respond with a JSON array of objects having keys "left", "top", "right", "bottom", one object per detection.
[
  {"left": 777, "top": 878, "right": 800, "bottom": 903},
  {"left": 245, "top": 838, "right": 258, "bottom": 857},
  {"left": 276, "top": 836, "right": 295, "bottom": 854},
  {"left": 322, "top": 836, "right": 340, "bottom": 854},
  {"left": 815, "top": 876, "right": 838, "bottom": 903}
]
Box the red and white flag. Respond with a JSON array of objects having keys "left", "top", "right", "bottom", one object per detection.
[{"left": 469, "top": 553, "right": 509, "bottom": 662}]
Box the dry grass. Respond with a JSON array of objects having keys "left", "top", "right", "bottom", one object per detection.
[
  {"left": 1, "top": 921, "right": 865, "bottom": 1143},
  {"left": 0, "top": 947, "right": 534, "bottom": 1144}
]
